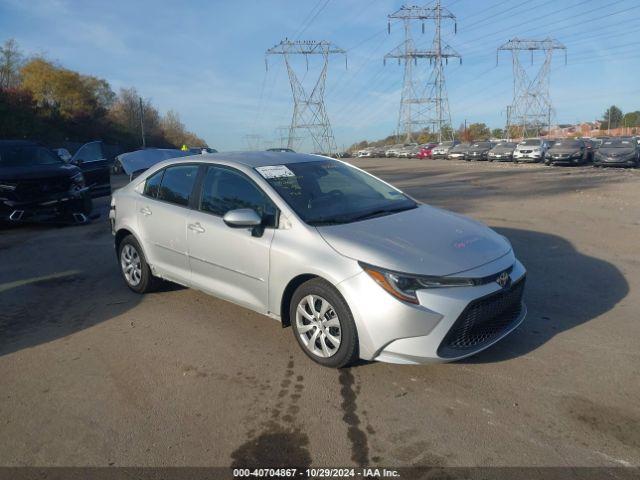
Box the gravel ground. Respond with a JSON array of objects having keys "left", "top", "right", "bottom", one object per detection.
[{"left": 0, "top": 158, "right": 638, "bottom": 469}]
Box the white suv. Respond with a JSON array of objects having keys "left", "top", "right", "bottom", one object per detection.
[{"left": 513, "top": 139, "right": 549, "bottom": 163}]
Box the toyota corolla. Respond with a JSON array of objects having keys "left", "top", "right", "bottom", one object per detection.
[{"left": 110, "top": 152, "right": 526, "bottom": 367}]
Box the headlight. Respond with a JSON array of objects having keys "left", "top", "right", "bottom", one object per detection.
[
  {"left": 0, "top": 182, "right": 17, "bottom": 191},
  {"left": 360, "top": 263, "right": 475, "bottom": 304}
]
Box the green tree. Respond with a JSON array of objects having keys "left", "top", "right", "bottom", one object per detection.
[
  {"left": 491, "top": 128, "right": 505, "bottom": 139},
  {"left": 602, "top": 105, "right": 623, "bottom": 129}
]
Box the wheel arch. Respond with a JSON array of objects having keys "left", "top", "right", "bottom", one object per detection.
[{"left": 279, "top": 274, "right": 320, "bottom": 328}]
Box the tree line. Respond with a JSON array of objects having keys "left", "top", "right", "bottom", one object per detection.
[{"left": 0, "top": 39, "right": 206, "bottom": 150}]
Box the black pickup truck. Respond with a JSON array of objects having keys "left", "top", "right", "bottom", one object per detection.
[{"left": 0, "top": 140, "right": 110, "bottom": 224}]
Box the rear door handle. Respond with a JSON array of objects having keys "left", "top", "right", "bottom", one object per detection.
[
  {"left": 188, "top": 222, "right": 205, "bottom": 233},
  {"left": 139, "top": 207, "right": 152, "bottom": 216}
]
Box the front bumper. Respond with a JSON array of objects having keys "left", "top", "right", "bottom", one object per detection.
[
  {"left": 513, "top": 152, "right": 542, "bottom": 162},
  {"left": 594, "top": 156, "right": 638, "bottom": 167},
  {"left": 548, "top": 155, "right": 583, "bottom": 165},
  {"left": 337, "top": 254, "right": 527, "bottom": 364},
  {"left": 0, "top": 189, "right": 91, "bottom": 223},
  {"left": 447, "top": 153, "right": 465, "bottom": 160},
  {"left": 432, "top": 153, "right": 448, "bottom": 159},
  {"left": 489, "top": 154, "right": 513, "bottom": 161}
]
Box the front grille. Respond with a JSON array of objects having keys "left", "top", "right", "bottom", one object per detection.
[
  {"left": 438, "top": 278, "right": 525, "bottom": 358},
  {"left": 15, "top": 178, "right": 70, "bottom": 201},
  {"left": 520, "top": 150, "right": 532, "bottom": 154}
]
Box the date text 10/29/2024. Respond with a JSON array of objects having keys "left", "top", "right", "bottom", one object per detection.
[{"left": 233, "top": 468, "right": 401, "bottom": 478}]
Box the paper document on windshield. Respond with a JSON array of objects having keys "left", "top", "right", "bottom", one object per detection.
[{"left": 256, "top": 165, "right": 296, "bottom": 179}]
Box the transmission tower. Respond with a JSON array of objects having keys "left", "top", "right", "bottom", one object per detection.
[
  {"left": 385, "top": 1, "right": 460, "bottom": 143},
  {"left": 243, "top": 134, "right": 263, "bottom": 151},
  {"left": 266, "top": 40, "right": 346, "bottom": 154},
  {"left": 497, "top": 38, "right": 566, "bottom": 138}
]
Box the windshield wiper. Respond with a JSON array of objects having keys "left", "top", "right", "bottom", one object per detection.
[{"left": 347, "top": 205, "right": 417, "bottom": 222}]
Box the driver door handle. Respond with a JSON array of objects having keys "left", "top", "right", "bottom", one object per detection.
[
  {"left": 188, "top": 222, "right": 205, "bottom": 233},
  {"left": 139, "top": 206, "right": 152, "bottom": 216}
]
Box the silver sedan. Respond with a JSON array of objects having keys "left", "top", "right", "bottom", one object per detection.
[{"left": 110, "top": 152, "right": 526, "bottom": 367}]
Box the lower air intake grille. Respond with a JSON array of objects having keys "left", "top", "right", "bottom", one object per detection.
[{"left": 438, "top": 278, "right": 525, "bottom": 358}]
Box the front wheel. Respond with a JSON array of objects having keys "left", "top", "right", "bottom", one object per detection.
[{"left": 290, "top": 278, "right": 358, "bottom": 368}]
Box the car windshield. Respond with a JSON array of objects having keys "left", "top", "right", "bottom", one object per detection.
[
  {"left": 0, "top": 145, "right": 63, "bottom": 166},
  {"left": 602, "top": 140, "right": 633, "bottom": 148},
  {"left": 520, "top": 139, "right": 541, "bottom": 146},
  {"left": 495, "top": 143, "right": 516, "bottom": 148},
  {"left": 552, "top": 141, "right": 582, "bottom": 148},
  {"left": 451, "top": 144, "right": 469, "bottom": 152},
  {"left": 257, "top": 160, "right": 417, "bottom": 226},
  {"left": 439, "top": 141, "right": 454, "bottom": 147},
  {"left": 472, "top": 142, "right": 491, "bottom": 148}
]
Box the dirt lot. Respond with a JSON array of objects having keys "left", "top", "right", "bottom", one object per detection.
[{"left": 0, "top": 158, "right": 639, "bottom": 469}]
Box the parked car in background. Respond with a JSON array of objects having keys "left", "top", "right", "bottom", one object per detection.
[
  {"left": 357, "top": 147, "right": 374, "bottom": 158},
  {"left": 465, "top": 141, "right": 495, "bottom": 161},
  {"left": 266, "top": 148, "right": 295, "bottom": 153},
  {"left": 545, "top": 139, "right": 590, "bottom": 166},
  {"left": 446, "top": 143, "right": 471, "bottom": 160},
  {"left": 115, "top": 148, "right": 194, "bottom": 180},
  {"left": 431, "top": 140, "right": 459, "bottom": 159},
  {"left": 416, "top": 143, "right": 438, "bottom": 159},
  {"left": 370, "top": 146, "right": 388, "bottom": 157},
  {"left": 512, "top": 138, "right": 549, "bottom": 163},
  {"left": 593, "top": 138, "right": 640, "bottom": 168},
  {"left": 488, "top": 142, "right": 517, "bottom": 162},
  {"left": 0, "top": 140, "right": 92, "bottom": 224},
  {"left": 397, "top": 144, "right": 418, "bottom": 158},
  {"left": 385, "top": 144, "right": 405, "bottom": 157},
  {"left": 66, "top": 141, "right": 112, "bottom": 197},
  {"left": 190, "top": 147, "right": 219, "bottom": 154},
  {"left": 110, "top": 152, "right": 526, "bottom": 367}
]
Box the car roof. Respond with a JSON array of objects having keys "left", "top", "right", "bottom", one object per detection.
[{"left": 185, "top": 151, "right": 327, "bottom": 168}]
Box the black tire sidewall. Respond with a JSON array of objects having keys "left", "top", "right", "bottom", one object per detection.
[{"left": 290, "top": 278, "right": 358, "bottom": 368}]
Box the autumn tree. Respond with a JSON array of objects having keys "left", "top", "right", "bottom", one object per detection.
[{"left": 20, "top": 57, "right": 114, "bottom": 120}]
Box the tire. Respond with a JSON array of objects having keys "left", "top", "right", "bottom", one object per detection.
[
  {"left": 118, "top": 235, "right": 161, "bottom": 294},
  {"left": 290, "top": 278, "right": 358, "bottom": 368}
]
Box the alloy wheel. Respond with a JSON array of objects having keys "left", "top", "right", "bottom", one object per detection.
[
  {"left": 295, "top": 294, "right": 341, "bottom": 358},
  {"left": 120, "top": 244, "right": 142, "bottom": 286}
]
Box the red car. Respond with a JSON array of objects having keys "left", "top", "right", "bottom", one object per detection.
[{"left": 416, "top": 143, "right": 438, "bottom": 159}]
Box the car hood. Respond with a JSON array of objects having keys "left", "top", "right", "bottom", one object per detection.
[
  {"left": 598, "top": 148, "right": 634, "bottom": 155},
  {"left": 550, "top": 148, "right": 580, "bottom": 154},
  {"left": 0, "top": 163, "right": 79, "bottom": 182},
  {"left": 316, "top": 205, "right": 511, "bottom": 276}
]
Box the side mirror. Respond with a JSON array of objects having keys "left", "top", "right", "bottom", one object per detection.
[{"left": 223, "top": 208, "right": 262, "bottom": 228}]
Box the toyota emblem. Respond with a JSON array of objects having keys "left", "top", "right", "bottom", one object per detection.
[{"left": 496, "top": 271, "right": 510, "bottom": 288}]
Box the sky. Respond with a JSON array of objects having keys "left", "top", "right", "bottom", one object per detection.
[{"left": 1, "top": 0, "right": 639, "bottom": 151}]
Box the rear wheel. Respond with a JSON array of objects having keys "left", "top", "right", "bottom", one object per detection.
[
  {"left": 290, "top": 278, "right": 358, "bottom": 368},
  {"left": 118, "top": 235, "right": 161, "bottom": 293}
]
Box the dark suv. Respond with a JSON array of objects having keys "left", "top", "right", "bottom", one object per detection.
[
  {"left": 0, "top": 140, "right": 93, "bottom": 224},
  {"left": 465, "top": 141, "right": 495, "bottom": 161}
]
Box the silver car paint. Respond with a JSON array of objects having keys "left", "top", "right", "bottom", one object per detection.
[
  {"left": 111, "top": 152, "right": 526, "bottom": 364},
  {"left": 316, "top": 205, "right": 511, "bottom": 277}
]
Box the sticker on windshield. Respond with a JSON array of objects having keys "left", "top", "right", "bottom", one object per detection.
[{"left": 256, "top": 165, "right": 295, "bottom": 179}]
